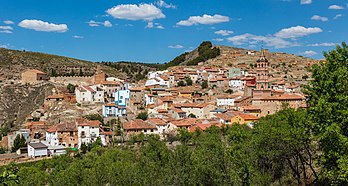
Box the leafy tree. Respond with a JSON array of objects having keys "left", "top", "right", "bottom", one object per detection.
[
  {"left": 0, "top": 148, "right": 6, "bottom": 154},
  {"left": 188, "top": 113, "right": 197, "bottom": 118},
  {"left": 11, "top": 135, "right": 27, "bottom": 153},
  {"left": 177, "top": 81, "right": 185, "bottom": 87},
  {"left": 67, "top": 83, "right": 76, "bottom": 93},
  {"left": 304, "top": 42, "right": 348, "bottom": 183},
  {"left": 225, "top": 89, "right": 234, "bottom": 94},
  {"left": 201, "top": 80, "right": 208, "bottom": 89},
  {"left": 83, "top": 114, "right": 103, "bottom": 123},
  {"left": 0, "top": 167, "right": 19, "bottom": 185},
  {"left": 136, "top": 112, "right": 148, "bottom": 120},
  {"left": 184, "top": 76, "right": 193, "bottom": 86}
]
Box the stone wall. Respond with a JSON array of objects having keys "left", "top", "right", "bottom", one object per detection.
[{"left": 49, "top": 76, "right": 94, "bottom": 86}]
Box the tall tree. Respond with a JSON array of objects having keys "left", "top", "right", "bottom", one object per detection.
[
  {"left": 11, "top": 134, "right": 27, "bottom": 152},
  {"left": 304, "top": 42, "right": 348, "bottom": 183}
]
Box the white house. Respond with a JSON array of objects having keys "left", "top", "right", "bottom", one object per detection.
[
  {"left": 229, "top": 77, "right": 242, "bottom": 89},
  {"left": 114, "top": 89, "right": 130, "bottom": 107},
  {"left": 78, "top": 120, "right": 105, "bottom": 148},
  {"left": 75, "top": 85, "right": 104, "bottom": 104},
  {"left": 145, "top": 94, "right": 155, "bottom": 106},
  {"left": 46, "top": 127, "right": 58, "bottom": 146},
  {"left": 28, "top": 142, "right": 48, "bottom": 158},
  {"left": 48, "top": 145, "right": 66, "bottom": 156},
  {"left": 216, "top": 95, "right": 241, "bottom": 109},
  {"left": 145, "top": 77, "right": 169, "bottom": 88}
]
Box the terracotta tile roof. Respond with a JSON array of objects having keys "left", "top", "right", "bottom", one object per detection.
[
  {"left": 26, "top": 69, "right": 47, "bottom": 74},
  {"left": 105, "top": 102, "right": 116, "bottom": 107},
  {"left": 216, "top": 94, "right": 240, "bottom": 99},
  {"left": 100, "top": 81, "right": 120, "bottom": 85},
  {"left": 236, "top": 113, "right": 259, "bottom": 120},
  {"left": 214, "top": 113, "right": 234, "bottom": 121},
  {"left": 253, "top": 94, "right": 305, "bottom": 101},
  {"left": 83, "top": 86, "right": 96, "bottom": 93},
  {"left": 129, "top": 87, "right": 144, "bottom": 91},
  {"left": 46, "top": 94, "right": 64, "bottom": 99},
  {"left": 78, "top": 120, "right": 102, "bottom": 127},
  {"left": 241, "top": 105, "right": 261, "bottom": 111},
  {"left": 147, "top": 118, "right": 167, "bottom": 126},
  {"left": 189, "top": 124, "right": 223, "bottom": 132},
  {"left": 25, "top": 121, "right": 46, "bottom": 127},
  {"left": 123, "top": 119, "right": 157, "bottom": 130},
  {"left": 170, "top": 118, "right": 197, "bottom": 127},
  {"left": 47, "top": 122, "right": 77, "bottom": 133}
]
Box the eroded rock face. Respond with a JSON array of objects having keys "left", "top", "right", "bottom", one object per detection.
[{"left": 0, "top": 82, "right": 54, "bottom": 128}]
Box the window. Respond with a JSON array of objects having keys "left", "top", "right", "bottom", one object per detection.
[
  {"left": 151, "top": 129, "right": 154, "bottom": 132},
  {"left": 70, "top": 132, "right": 74, "bottom": 136},
  {"left": 144, "top": 129, "right": 147, "bottom": 132}
]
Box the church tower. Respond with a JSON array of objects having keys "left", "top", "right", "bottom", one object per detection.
[{"left": 256, "top": 49, "right": 269, "bottom": 90}]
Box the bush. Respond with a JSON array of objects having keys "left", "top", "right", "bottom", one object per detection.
[{"left": 136, "top": 112, "right": 148, "bottom": 120}]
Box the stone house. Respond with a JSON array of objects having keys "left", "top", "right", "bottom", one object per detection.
[{"left": 21, "top": 69, "right": 49, "bottom": 83}]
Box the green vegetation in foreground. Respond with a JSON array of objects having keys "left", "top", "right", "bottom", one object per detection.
[{"left": 1, "top": 42, "right": 347, "bottom": 185}]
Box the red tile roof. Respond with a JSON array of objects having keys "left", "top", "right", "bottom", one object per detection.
[{"left": 123, "top": 119, "right": 157, "bottom": 130}]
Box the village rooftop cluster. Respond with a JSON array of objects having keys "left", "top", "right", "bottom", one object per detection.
[{"left": 0, "top": 49, "right": 308, "bottom": 162}]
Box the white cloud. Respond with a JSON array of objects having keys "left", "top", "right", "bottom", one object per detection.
[
  {"left": 18, "top": 19, "right": 68, "bottom": 32},
  {"left": 300, "top": 50, "right": 318, "bottom": 56},
  {"left": 155, "top": 0, "right": 176, "bottom": 9},
  {"left": 334, "top": 14, "right": 343, "bottom": 19},
  {"left": 301, "top": 0, "right": 312, "bottom": 5},
  {"left": 311, "top": 15, "right": 328, "bottom": 22},
  {"left": 168, "top": 45, "right": 184, "bottom": 49},
  {"left": 227, "top": 33, "right": 294, "bottom": 48},
  {"left": 213, "top": 38, "right": 224, "bottom": 42},
  {"left": 103, "top": 21, "right": 112, "bottom": 27},
  {"left": 0, "top": 25, "right": 13, "bottom": 34},
  {"left": 87, "top": 20, "right": 112, "bottom": 27},
  {"left": 329, "top": 5, "right": 344, "bottom": 10},
  {"left": 308, "top": 42, "right": 336, "bottom": 47},
  {"left": 214, "top": 30, "right": 233, "bottom": 36},
  {"left": 0, "top": 26, "right": 13, "bottom": 30},
  {"left": 73, "top": 35, "right": 84, "bottom": 39},
  {"left": 0, "top": 30, "right": 12, "bottom": 34},
  {"left": 146, "top": 22, "right": 164, "bottom": 29},
  {"left": 177, "top": 14, "right": 230, "bottom": 26},
  {"left": 106, "top": 4, "right": 165, "bottom": 21},
  {"left": 87, "top": 20, "right": 99, "bottom": 27},
  {"left": 4, "top": 20, "right": 14, "bottom": 25},
  {"left": 0, "top": 43, "right": 10, "bottom": 48},
  {"left": 274, "top": 26, "right": 322, "bottom": 39}
]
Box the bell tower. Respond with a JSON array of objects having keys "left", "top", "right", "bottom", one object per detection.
[{"left": 256, "top": 49, "right": 269, "bottom": 90}]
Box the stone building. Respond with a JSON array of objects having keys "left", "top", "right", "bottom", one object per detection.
[{"left": 21, "top": 69, "right": 49, "bottom": 83}]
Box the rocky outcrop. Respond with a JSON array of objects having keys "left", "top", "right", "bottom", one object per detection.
[{"left": 0, "top": 82, "right": 54, "bottom": 129}]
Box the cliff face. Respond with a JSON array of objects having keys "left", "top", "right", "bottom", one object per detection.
[{"left": 0, "top": 82, "right": 54, "bottom": 128}]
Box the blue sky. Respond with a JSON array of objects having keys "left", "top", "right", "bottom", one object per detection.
[{"left": 0, "top": 0, "right": 347, "bottom": 63}]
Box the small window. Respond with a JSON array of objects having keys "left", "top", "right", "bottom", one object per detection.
[
  {"left": 151, "top": 129, "right": 154, "bottom": 132},
  {"left": 144, "top": 129, "right": 147, "bottom": 132}
]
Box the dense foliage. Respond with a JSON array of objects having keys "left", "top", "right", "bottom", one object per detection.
[
  {"left": 11, "top": 135, "right": 27, "bottom": 153},
  {"left": 186, "top": 41, "right": 220, "bottom": 66},
  {"left": 304, "top": 42, "right": 348, "bottom": 183}
]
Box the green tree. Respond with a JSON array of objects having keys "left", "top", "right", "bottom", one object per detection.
[
  {"left": 11, "top": 135, "right": 26, "bottom": 152},
  {"left": 304, "top": 42, "right": 348, "bottom": 183},
  {"left": 67, "top": 83, "right": 76, "bottom": 93},
  {"left": 136, "top": 112, "right": 148, "bottom": 120},
  {"left": 188, "top": 113, "right": 197, "bottom": 118},
  {"left": 225, "top": 89, "right": 234, "bottom": 94},
  {"left": 83, "top": 114, "right": 103, "bottom": 123},
  {"left": 177, "top": 81, "right": 185, "bottom": 87},
  {"left": 201, "top": 80, "right": 208, "bottom": 89},
  {"left": 184, "top": 76, "right": 193, "bottom": 86}
]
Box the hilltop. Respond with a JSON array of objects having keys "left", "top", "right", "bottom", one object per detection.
[{"left": 0, "top": 48, "right": 152, "bottom": 82}]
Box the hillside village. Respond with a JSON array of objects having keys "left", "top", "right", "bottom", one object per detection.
[{"left": 0, "top": 46, "right": 317, "bottom": 163}]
